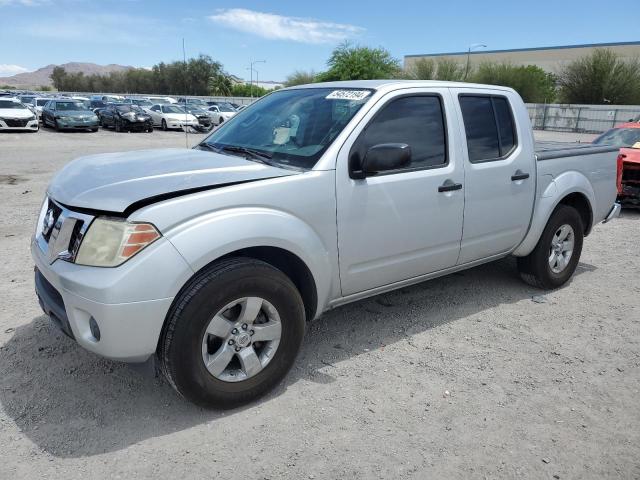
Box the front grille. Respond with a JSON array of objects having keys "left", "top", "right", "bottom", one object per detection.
[
  {"left": 622, "top": 162, "right": 640, "bottom": 184},
  {"left": 36, "top": 198, "right": 94, "bottom": 264},
  {"left": 5, "top": 118, "right": 29, "bottom": 127}
]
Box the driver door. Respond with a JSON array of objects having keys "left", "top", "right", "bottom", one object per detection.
[{"left": 336, "top": 88, "right": 465, "bottom": 296}]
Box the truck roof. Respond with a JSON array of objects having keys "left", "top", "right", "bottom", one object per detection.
[{"left": 285, "top": 79, "right": 516, "bottom": 92}]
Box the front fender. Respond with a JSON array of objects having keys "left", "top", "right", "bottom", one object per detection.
[
  {"left": 513, "top": 170, "right": 595, "bottom": 257},
  {"left": 165, "top": 207, "right": 333, "bottom": 317}
]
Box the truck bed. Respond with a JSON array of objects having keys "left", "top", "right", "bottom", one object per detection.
[
  {"left": 535, "top": 141, "right": 618, "bottom": 160},
  {"left": 534, "top": 141, "right": 619, "bottom": 226}
]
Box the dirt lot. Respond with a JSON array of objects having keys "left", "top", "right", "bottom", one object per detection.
[{"left": 0, "top": 128, "right": 638, "bottom": 479}]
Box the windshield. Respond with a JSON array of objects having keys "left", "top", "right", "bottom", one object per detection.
[
  {"left": 36, "top": 99, "right": 49, "bottom": 106},
  {"left": 217, "top": 103, "right": 235, "bottom": 112},
  {"left": 201, "top": 87, "right": 372, "bottom": 170},
  {"left": 133, "top": 99, "right": 152, "bottom": 107},
  {"left": 594, "top": 128, "right": 640, "bottom": 148},
  {"left": 56, "top": 101, "right": 89, "bottom": 111},
  {"left": 162, "top": 105, "right": 184, "bottom": 114},
  {"left": 0, "top": 100, "right": 26, "bottom": 109}
]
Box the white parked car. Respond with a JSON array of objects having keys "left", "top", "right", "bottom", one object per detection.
[
  {"left": 146, "top": 103, "right": 198, "bottom": 130},
  {"left": 33, "top": 97, "right": 52, "bottom": 120},
  {"left": 145, "top": 96, "right": 177, "bottom": 105},
  {"left": 208, "top": 103, "right": 237, "bottom": 125},
  {"left": 0, "top": 97, "right": 39, "bottom": 131}
]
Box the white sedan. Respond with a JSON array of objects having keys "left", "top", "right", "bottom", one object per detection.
[
  {"left": 146, "top": 104, "right": 199, "bottom": 130},
  {"left": 208, "top": 104, "right": 237, "bottom": 125},
  {"left": 0, "top": 98, "right": 39, "bottom": 132}
]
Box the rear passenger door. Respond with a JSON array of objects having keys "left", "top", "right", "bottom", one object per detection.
[
  {"left": 452, "top": 89, "right": 536, "bottom": 264},
  {"left": 336, "top": 89, "right": 465, "bottom": 296}
]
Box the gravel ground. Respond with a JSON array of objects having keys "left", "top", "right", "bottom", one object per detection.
[{"left": 0, "top": 128, "right": 638, "bottom": 479}]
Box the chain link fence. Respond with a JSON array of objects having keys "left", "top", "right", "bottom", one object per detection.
[{"left": 526, "top": 103, "right": 640, "bottom": 134}]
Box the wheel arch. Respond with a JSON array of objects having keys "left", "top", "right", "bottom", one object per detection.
[{"left": 513, "top": 171, "right": 596, "bottom": 257}]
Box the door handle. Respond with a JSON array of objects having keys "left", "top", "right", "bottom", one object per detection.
[
  {"left": 511, "top": 172, "right": 530, "bottom": 181},
  {"left": 438, "top": 182, "right": 463, "bottom": 193}
]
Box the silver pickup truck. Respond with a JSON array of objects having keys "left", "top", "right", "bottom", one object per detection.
[{"left": 32, "top": 80, "right": 621, "bottom": 407}]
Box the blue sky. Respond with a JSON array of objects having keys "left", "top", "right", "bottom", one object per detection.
[{"left": 0, "top": 0, "right": 638, "bottom": 81}]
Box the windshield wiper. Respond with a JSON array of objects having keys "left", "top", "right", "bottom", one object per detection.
[
  {"left": 196, "top": 143, "right": 280, "bottom": 167},
  {"left": 219, "top": 145, "right": 273, "bottom": 161}
]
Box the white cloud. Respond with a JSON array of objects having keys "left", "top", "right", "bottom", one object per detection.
[
  {"left": 0, "top": 64, "right": 31, "bottom": 77},
  {"left": 208, "top": 8, "right": 363, "bottom": 44}
]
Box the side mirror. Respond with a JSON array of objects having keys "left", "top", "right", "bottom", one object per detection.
[{"left": 357, "top": 143, "right": 411, "bottom": 178}]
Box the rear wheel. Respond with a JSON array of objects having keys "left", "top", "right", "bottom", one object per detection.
[
  {"left": 158, "top": 258, "right": 306, "bottom": 408},
  {"left": 517, "top": 205, "right": 584, "bottom": 289}
]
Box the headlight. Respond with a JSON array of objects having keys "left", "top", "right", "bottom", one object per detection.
[
  {"left": 28, "top": 115, "right": 36, "bottom": 121},
  {"left": 123, "top": 112, "right": 136, "bottom": 120},
  {"left": 75, "top": 218, "right": 160, "bottom": 267},
  {"left": 56, "top": 115, "right": 70, "bottom": 120}
]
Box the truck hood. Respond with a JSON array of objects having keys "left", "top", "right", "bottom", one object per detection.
[{"left": 48, "top": 148, "right": 295, "bottom": 214}]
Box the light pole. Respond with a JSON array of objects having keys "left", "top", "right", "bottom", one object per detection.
[
  {"left": 248, "top": 59, "right": 266, "bottom": 98},
  {"left": 464, "top": 43, "right": 486, "bottom": 80}
]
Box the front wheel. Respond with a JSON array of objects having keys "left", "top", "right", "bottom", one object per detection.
[
  {"left": 115, "top": 119, "right": 122, "bottom": 132},
  {"left": 517, "top": 205, "right": 584, "bottom": 289},
  {"left": 158, "top": 258, "right": 306, "bottom": 408},
  {"left": 161, "top": 119, "right": 168, "bottom": 131}
]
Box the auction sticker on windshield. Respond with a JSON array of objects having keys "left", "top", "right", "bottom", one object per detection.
[{"left": 326, "top": 90, "right": 371, "bottom": 101}]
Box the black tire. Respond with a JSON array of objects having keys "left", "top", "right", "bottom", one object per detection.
[
  {"left": 41, "top": 118, "right": 47, "bottom": 128},
  {"left": 90, "top": 127, "right": 98, "bottom": 132},
  {"left": 161, "top": 119, "right": 168, "bottom": 131},
  {"left": 53, "top": 119, "right": 60, "bottom": 131},
  {"left": 99, "top": 117, "right": 104, "bottom": 127},
  {"left": 158, "top": 257, "right": 306, "bottom": 408},
  {"left": 218, "top": 117, "right": 224, "bottom": 125},
  {"left": 146, "top": 125, "right": 153, "bottom": 132},
  {"left": 517, "top": 205, "right": 584, "bottom": 289},
  {"left": 115, "top": 119, "right": 122, "bottom": 132}
]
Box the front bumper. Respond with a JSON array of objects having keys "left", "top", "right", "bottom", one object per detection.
[
  {"left": 603, "top": 202, "right": 621, "bottom": 223},
  {"left": 56, "top": 118, "right": 99, "bottom": 129},
  {"left": 0, "top": 118, "right": 39, "bottom": 130},
  {"left": 166, "top": 119, "right": 198, "bottom": 129},
  {"left": 31, "top": 236, "right": 193, "bottom": 362},
  {"left": 120, "top": 118, "right": 153, "bottom": 130}
]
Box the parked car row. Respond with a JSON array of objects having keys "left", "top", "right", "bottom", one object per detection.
[{"left": 1, "top": 92, "right": 246, "bottom": 133}]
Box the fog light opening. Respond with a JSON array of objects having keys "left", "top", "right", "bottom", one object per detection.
[{"left": 89, "top": 316, "right": 101, "bottom": 342}]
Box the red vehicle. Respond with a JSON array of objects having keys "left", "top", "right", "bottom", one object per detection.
[{"left": 593, "top": 122, "right": 640, "bottom": 207}]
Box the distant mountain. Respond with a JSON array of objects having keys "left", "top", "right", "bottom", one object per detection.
[{"left": 0, "top": 62, "right": 133, "bottom": 88}]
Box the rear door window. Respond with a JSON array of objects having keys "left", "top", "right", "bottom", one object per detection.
[{"left": 459, "top": 95, "right": 517, "bottom": 162}]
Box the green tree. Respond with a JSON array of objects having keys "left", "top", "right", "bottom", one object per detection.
[
  {"left": 435, "top": 58, "right": 465, "bottom": 81},
  {"left": 50, "top": 66, "right": 68, "bottom": 90},
  {"left": 406, "top": 58, "right": 436, "bottom": 80},
  {"left": 557, "top": 48, "right": 640, "bottom": 104},
  {"left": 317, "top": 42, "right": 401, "bottom": 81},
  {"left": 230, "top": 83, "right": 269, "bottom": 97},
  {"left": 471, "top": 62, "right": 556, "bottom": 103},
  {"left": 284, "top": 70, "right": 317, "bottom": 86},
  {"left": 208, "top": 73, "right": 232, "bottom": 96}
]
